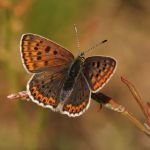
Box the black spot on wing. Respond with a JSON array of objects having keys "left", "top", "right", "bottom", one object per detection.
[
  {"left": 37, "top": 56, "right": 41, "bottom": 60},
  {"left": 37, "top": 51, "right": 42, "bottom": 55},
  {"left": 97, "top": 61, "right": 100, "bottom": 68},
  {"left": 44, "top": 61, "right": 48, "bottom": 66},
  {"left": 34, "top": 47, "right": 38, "bottom": 50},
  {"left": 45, "top": 46, "right": 51, "bottom": 53},
  {"left": 53, "top": 50, "right": 58, "bottom": 55}
]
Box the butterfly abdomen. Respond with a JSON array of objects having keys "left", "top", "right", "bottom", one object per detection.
[{"left": 59, "top": 58, "right": 82, "bottom": 101}]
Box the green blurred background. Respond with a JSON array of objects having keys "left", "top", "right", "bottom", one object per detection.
[{"left": 0, "top": 0, "right": 150, "bottom": 149}]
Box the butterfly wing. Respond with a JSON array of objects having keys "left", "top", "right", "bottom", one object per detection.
[
  {"left": 20, "top": 33, "right": 74, "bottom": 73},
  {"left": 27, "top": 68, "right": 68, "bottom": 110},
  {"left": 61, "top": 73, "right": 91, "bottom": 117},
  {"left": 83, "top": 56, "right": 117, "bottom": 93}
]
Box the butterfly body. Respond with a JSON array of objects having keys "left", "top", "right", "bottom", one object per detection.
[
  {"left": 20, "top": 33, "right": 117, "bottom": 117},
  {"left": 59, "top": 56, "right": 84, "bottom": 101}
]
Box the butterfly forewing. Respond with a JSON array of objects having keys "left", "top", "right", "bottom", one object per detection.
[
  {"left": 27, "top": 68, "right": 68, "bottom": 110},
  {"left": 83, "top": 56, "right": 117, "bottom": 92},
  {"left": 20, "top": 33, "right": 74, "bottom": 73},
  {"left": 62, "top": 73, "right": 91, "bottom": 117}
]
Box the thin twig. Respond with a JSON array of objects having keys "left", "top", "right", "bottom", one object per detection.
[
  {"left": 7, "top": 77, "right": 150, "bottom": 137},
  {"left": 121, "top": 77, "right": 149, "bottom": 120},
  {"left": 120, "top": 77, "right": 150, "bottom": 135},
  {"left": 91, "top": 92, "right": 150, "bottom": 137},
  {"left": 7, "top": 91, "right": 29, "bottom": 100}
]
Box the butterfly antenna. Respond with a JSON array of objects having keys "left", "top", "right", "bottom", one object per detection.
[
  {"left": 74, "top": 24, "right": 80, "bottom": 53},
  {"left": 84, "top": 39, "right": 107, "bottom": 54}
]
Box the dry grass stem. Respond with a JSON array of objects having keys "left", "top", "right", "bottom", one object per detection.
[{"left": 7, "top": 77, "right": 150, "bottom": 137}]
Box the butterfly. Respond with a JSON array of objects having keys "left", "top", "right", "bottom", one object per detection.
[{"left": 20, "top": 33, "right": 117, "bottom": 117}]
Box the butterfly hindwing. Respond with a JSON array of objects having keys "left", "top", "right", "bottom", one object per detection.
[
  {"left": 62, "top": 73, "right": 91, "bottom": 117},
  {"left": 83, "top": 56, "right": 117, "bottom": 92},
  {"left": 20, "top": 33, "right": 74, "bottom": 73},
  {"left": 27, "top": 68, "right": 68, "bottom": 110}
]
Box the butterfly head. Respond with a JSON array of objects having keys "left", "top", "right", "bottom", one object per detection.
[
  {"left": 77, "top": 39, "right": 108, "bottom": 62},
  {"left": 79, "top": 52, "right": 85, "bottom": 64}
]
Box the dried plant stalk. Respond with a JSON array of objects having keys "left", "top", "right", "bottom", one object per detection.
[
  {"left": 7, "top": 91, "right": 29, "bottom": 100},
  {"left": 91, "top": 92, "right": 150, "bottom": 137},
  {"left": 121, "top": 77, "right": 150, "bottom": 132},
  {"left": 7, "top": 77, "right": 150, "bottom": 137},
  {"left": 121, "top": 77, "right": 149, "bottom": 119}
]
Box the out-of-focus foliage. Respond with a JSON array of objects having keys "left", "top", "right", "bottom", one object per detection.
[{"left": 0, "top": 0, "right": 150, "bottom": 149}]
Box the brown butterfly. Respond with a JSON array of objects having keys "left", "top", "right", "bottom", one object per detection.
[{"left": 20, "top": 33, "right": 117, "bottom": 117}]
